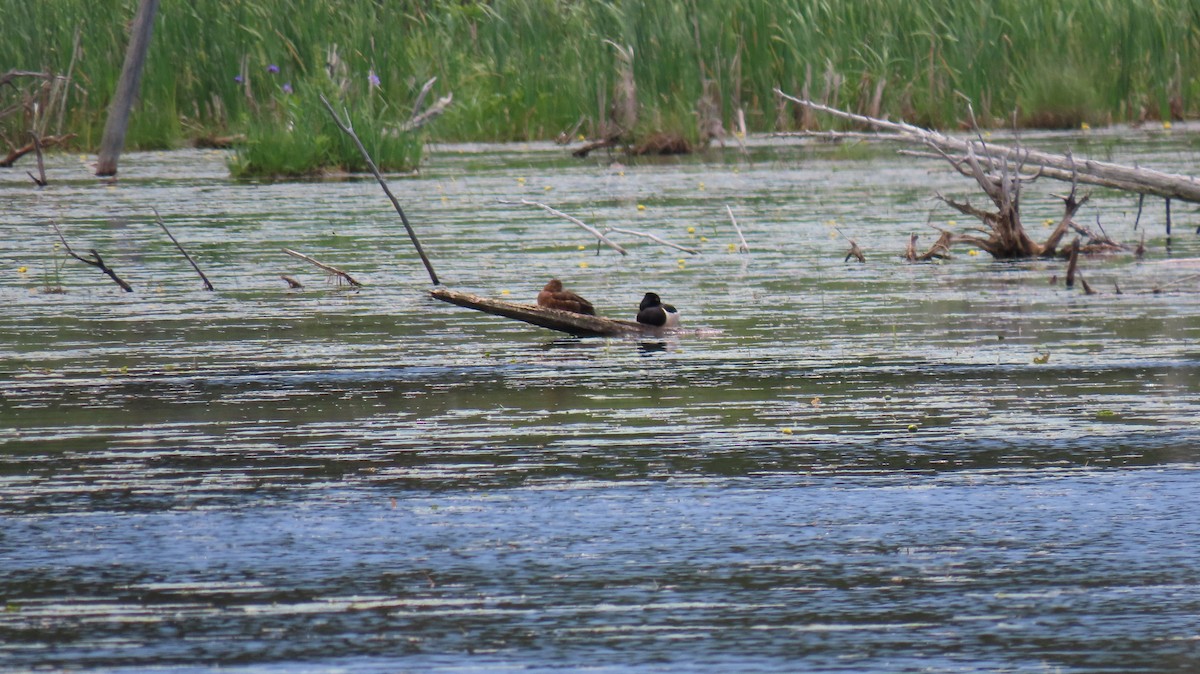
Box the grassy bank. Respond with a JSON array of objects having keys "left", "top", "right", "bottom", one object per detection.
[{"left": 2, "top": 0, "right": 1198, "bottom": 172}]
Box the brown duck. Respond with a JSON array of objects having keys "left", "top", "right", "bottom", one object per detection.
[{"left": 537, "top": 279, "right": 595, "bottom": 315}]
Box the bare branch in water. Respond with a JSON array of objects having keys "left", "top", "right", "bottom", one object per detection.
[{"left": 282, "top": 248, "right": 363, "bottom": 288}]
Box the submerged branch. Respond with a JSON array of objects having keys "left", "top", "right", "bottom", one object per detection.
[
  {"left": 282, "top": 248, "right": 363, "bottom": 287},
  {"left": 501, "top": 199, "right": 628, "bottom": 255},
  {"left": 50, "top": 221, "right": 133, "bottom": 292},
  {"left": 725, "top": 205, "right": 750, "bottom": 253},
  {"left": 153, "top": 207, "right": 214, "bottom": 290},
  {"left": 604, "top": 225, "right": 698, "bottom": 254}
]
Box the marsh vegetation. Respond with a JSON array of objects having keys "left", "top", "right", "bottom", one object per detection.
[{"left": 3, "top": 0, "right": 1199, "bottom": 175}]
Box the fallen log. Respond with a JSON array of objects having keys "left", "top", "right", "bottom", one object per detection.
[
  {"left": 430, "top": 287, "right": 657, "bottom": 338},
  {"left": 775, "top": 90, "right": 1200, "bottom": 204},
  {"left": 0, "top": 133, "right": 75, "bottom": 167}
]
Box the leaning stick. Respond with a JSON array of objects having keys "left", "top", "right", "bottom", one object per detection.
[
  {"left": 152, "top": 207, "right": 213, "bottom": 290},
  {"left": 502, "top": 199, "right": 628, "bottom": 255},
  {"left": 27, "top": 133, "right": 46, "bottom": 186},
  {"left": 1152, "top": 272, "right": 1200, "bottom": 294},
  {"left": 282, "top": 248, "right": 363, "bottom": 287},
  {"left": 318, "top": 94, "right": 439, "bottom": 285},
  {"left": 725, "top": 205, "right": 749, "bottom": 252},
  {"left": 604, "top": 225, "right": 698, "bottom": 254},
  {"left": 50, "top": 221, "right": 133, "bottom": 292}
]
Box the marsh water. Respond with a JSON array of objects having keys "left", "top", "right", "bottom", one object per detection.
[{"left": 3, "top": 130, "right": 1200, "bottom": 672}]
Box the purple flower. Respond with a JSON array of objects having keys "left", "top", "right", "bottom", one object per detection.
[
  {"left": 234, "top": 74, "right": 243, "bottom": 83},
  {"left": 368, "top": 69, "right": 381, "bottom": 88},
  {"left": 281, "top": 82, "right": 293, "bottom": 94},
  {"left": 267, "top": 64, "right": 279, "bottom": 74}
]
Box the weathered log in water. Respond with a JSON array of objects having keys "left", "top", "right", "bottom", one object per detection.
[
  {"left": 430, "top": 287, "right": 655, "bottom": 338},
  {"left": 775, "top": 90, "right": 1200, "bottom": 204},
  {"left": 0, "top": 133, "right": 75, "bottom": 168}
]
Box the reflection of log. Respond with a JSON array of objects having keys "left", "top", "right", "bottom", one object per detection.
[{"left": 431, "top": 288, "right": 655, "bottom": 338}]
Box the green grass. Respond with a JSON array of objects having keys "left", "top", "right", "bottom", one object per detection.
[{"left": 2, "top": 0, "right": 1198, "bottom": 175}]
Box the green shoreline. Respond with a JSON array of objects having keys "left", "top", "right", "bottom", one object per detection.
[{"left": 3, "top": 0, "right": 1197, "bottom": 175}]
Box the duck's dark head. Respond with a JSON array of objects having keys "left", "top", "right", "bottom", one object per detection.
[
  {"left": 544, "top": 279, "right": 564, "bottom": 292},
  {"left": 639, "top": 292, "right": 662, "bottom": 310}
]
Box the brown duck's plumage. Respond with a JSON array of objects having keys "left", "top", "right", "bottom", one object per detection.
[{"left": 537, "top": 279, "right": 596, "bottom": 315}]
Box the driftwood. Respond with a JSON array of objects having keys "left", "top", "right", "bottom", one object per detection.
[
  {"left": 775, "top": 90, "right": 1200, "bottom": 204},
  {"left": 282, "top": 248, "right": 363, "bottom": 287},
  {"left": 431, "top": 288, "right": 659, "bottom": 338},
  {"left": 904, "top": 231, "right": 954, "bottom": 262},
  {"left": 603, "top": 226, "right": 697, "bottom": 254},
  {"left": 844, "top": 239, "right": 865, "bottom": 263},
  {"left": 319, "top": 94, "right": 440, "bottom": 285},
  {"left": 726, "top": 206, "right": 750, "bottom": 253},
  {"left": 51, "top": 221, "right": 133, "bottom": 292},
  {"left": 27, "top": 133, "right": 46, "bottom": 186},
  {"left": 0, "top": 133, "right": 74, "bottom": 167},
  {"left": 503, "top": 199, "right": 628, "bottom": 255},
  {"left": 572, "top": 135, "right": 620, "bottom": 158},
  {"left": 153, "top": 208, "right": 214, "bottom": 290}
]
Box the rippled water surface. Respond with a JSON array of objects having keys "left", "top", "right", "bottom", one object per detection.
[{"left": 3, "top": 132, "right": 1200, "bottom": 672}]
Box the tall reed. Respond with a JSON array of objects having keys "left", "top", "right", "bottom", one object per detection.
[{"left": 3, "top": 0, "right": 1198, "bottom": 165}]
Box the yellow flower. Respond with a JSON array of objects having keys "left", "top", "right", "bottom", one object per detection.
[
  {"left": 686, "top": 226, "right": 695, "bottom": 234},
  {"left": 577, "top": 134, "right": 585, "bottom": 141},
  {"left": 17, "top": 266, "right": 27, "bottom": 274},
  {"left": 947, "top": 220, "right": 957, "bottom": 227},
  {"left": 543, "top": 185, "right": 552, "bottom": 191},
  {"left": 728, "top": 243, "right": 737, "bottom": 252},
  {"left": 700, "top": 236, "right": 708, "bottom": 242},
  {"left": 501, "top": 289, "right": 511, "bottom": 296},
  {"left": 577, "top": 244, "right": 586, "bottom": 251},
  {"left": 1163, "top": 121, "right": 1173, "bottom": 130},
  {"left": 1044, "top": 218, "right": 1055, "bottom": 227},
  {"left": 698, "top": 182, "right": 705, "bottom": 190},
  {"left": 968, "top": 249, "right": 979, "bottom": 257},
  {"left": 579, "top": 261, "right": 589, "bottom": 269},
  {"left": 1080, "top": 122, "right": 1091, "bottom": 131},
  {"left": 781, "top": 427, "right": 793, "bottom": 435},
  {"left": 618, "top": 171, "right": 625, "bottom": 177},
  {"left": 637, "top": 204, "right": 646, "bottom": 211}
]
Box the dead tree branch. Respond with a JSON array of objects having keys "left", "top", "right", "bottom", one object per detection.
[
  {"left": 726, "top": 205, "right": 750, "bottom": 253},
  {"left": 319, "top": 93, "right": 439, "bottom": 285},
  {"left": 501, "top": 199, "right": 628, "bottom": 255},
  {"left": 282, "top": 248, "right": 363, "bottom": 287},
  {"left": 775, "top": 89, "right": 1200, "bottom": 204},
  {"left": 0, "top": 133, "right": 75, "bottom": 167},
  {"left": 153, "top": 208, "right": 214, "bottom": 290},
  {"left": 603, "top": 225, "right": 698, "bottom": 254},
  {"left": 50, "top": 221, "right": 133, "bottom": 292}
]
